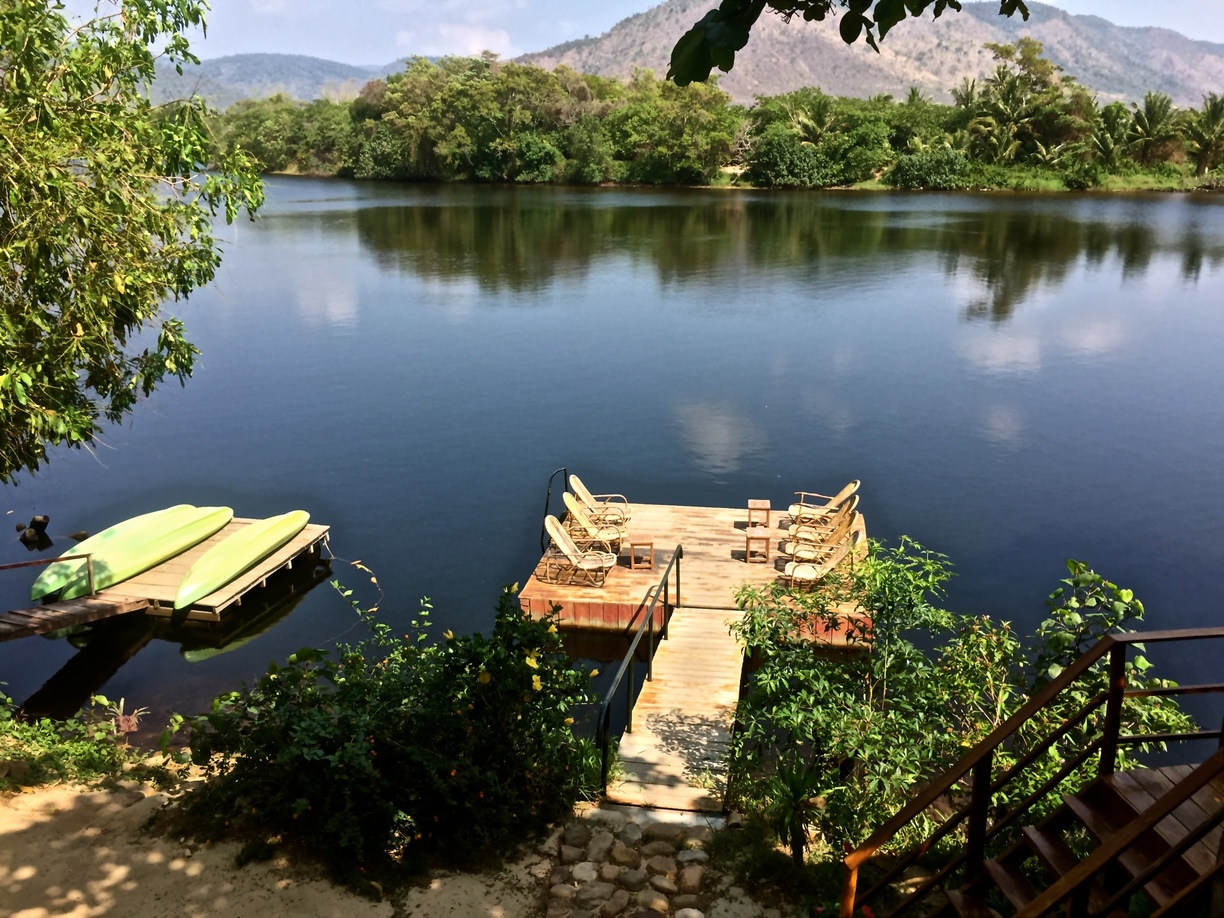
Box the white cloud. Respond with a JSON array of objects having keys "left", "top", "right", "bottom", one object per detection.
[
  {"left": 956, "top": 331, "right": 1042, "bottom": 375},
  {"left": 1058, "top": 318, "right": 1127, "bottom": 358},
  {"left": 672, "top": 400, "right": 767, "bottom": 477},
  {"left": 428, "top": 23, "right": 518, "bottom": 57},
  {"left": 981, "top": 405, "right": 1024, "bottom": 448}
]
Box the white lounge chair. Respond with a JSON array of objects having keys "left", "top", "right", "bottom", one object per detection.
[
  {"left": 570, "top": 474, "right": 632, "bottom": 525},
  {"left": 562, "top": 491, "right": 625, "bottom": 552},
  {"left": 539, "top": 515, "right": 617, "bottom": 587},
  {"left": 786, "top": 480, "right": 860, "bottom": 528},
  {"left": 783, "top": 530, "right": 863, "bottom": 590}
]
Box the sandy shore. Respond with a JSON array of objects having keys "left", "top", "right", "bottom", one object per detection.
[{"left": 0, "top": 783, "right": 546, "bottom": 918}]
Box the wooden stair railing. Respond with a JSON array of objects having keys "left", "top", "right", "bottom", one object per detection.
[
  {"left": 951, "top": 748, "right": 1224, "bottom": 917},
  {"left": 839, "top": 627, "right": 1224, "bottom": 918}
]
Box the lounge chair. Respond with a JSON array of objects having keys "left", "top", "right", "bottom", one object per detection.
[
  {"left": 539, "top": 515, "right": 617, "bottom": 587},
  {"left": 786, "top": 480, "right": 860, "bottom": 527},
  {"left": 562, "top": 491, "right": 625, "bottom": 552},
  {"left": 783, "top": 530, "right": 863, "bottom": 590},
  {"left": 785, "top": 494, "right": 859, "bottom": 542},
  {"left": 781, "top": 503, "right": 859, "bottom": 561},
  {"left": 570, "top": 474, "right": 632, "bottom": 525}
]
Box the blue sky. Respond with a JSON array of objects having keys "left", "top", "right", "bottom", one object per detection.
[{"left": 91, "top": 1, "right": 1224, "bottom": 65}]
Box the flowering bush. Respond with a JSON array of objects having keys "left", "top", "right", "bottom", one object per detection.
[{"left": 185, "top": 584, "right": 595, "bottom": 870}]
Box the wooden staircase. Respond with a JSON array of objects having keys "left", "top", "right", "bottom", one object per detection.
[
  {"left": 838, "top": 627, "right": 1224, "bottom": 918},
  {"left": 946, "top": 753, "right": 1224, "bottom": 917}
]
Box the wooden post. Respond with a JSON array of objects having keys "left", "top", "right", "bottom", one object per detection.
[
  {"left": 1099, "top": 642, "right": 1127, "bottom": 776},
  {"left": 840, "top": 865, "right": 859, "bottom": 918},
  {"left": 966, "top": 750, "right": 993, "bottom": 873}
]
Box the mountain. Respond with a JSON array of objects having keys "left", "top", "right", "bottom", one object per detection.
[
  {"left": 518, "top": 1, "right": 1224, "bottom": 107},
  {"left": 151, "top": 54, "right": 380, "bottom": 110}
]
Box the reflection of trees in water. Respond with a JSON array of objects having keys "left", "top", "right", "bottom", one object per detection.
[{"left": 353, "top": 193, "right": 1224, "bottom": 319}]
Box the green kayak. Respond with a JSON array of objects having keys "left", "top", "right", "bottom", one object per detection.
[
  {"left": 58, "top": 506, "right": 235, "bottom": 601},
  {"left": 174, "top": 510, "right": 310, "bottom": 610},
  {"left": 31, "top": 504, "right": 196, "bottom": 601}
]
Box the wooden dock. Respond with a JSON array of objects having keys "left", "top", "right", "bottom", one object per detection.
[
  {"left": 520, "top": 502, "right": 867, "bottom": 626},
  {"left": 0, "top": 520, "right": 329, "bottom": 642},
  {"left": 521, "top": 499, "right": 866, "bottom": 812}
]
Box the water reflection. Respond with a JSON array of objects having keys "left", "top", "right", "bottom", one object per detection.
[
  {"left": 672, "top": 400, "right": 769, "bottom": 478},
  {"left": 346, "top": 190, "right": 1224, "bottom": 320}
]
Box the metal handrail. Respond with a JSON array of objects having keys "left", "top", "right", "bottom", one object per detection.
[
  {"left": 0, "top": 553, "right": 97, "bottom": 597},
  {"left": 595, "top": 544, "right": 683, "bottom": 793},
  {"left": 841, "top": 626, "right": 1224, "bottom": 918},
  {"left": 540, "top": 467, "right": 569, "bottom": 553}
]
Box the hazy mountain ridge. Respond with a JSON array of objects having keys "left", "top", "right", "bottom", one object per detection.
[
  {"left": 155, "top": 3, "right": 1224, "bottom": 111},
  {"left": 519, "top": 1, "right": 1224, "bottom": 106},
  {"left": 151, "top": 55, "right": 422, "bottom": 110}
]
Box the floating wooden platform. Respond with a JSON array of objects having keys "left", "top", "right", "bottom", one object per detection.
[
  {"left": 519, "top": 502, "right": 867, "bottom": 627},
  {"left": 0, "top": 520, "right": 329, "bottom": 642},
  {"left": 522, "top": 499, "right": 866, "bottom": 811}
]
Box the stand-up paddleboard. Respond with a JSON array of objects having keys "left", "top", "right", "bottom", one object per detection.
[
  {"left": 57, "top": 506, "right": 235, "bottom": 601},
  {"left": 31, "top": 504, "right": 196, "bottom": 601},
  {"left": 174, "top": 510, "right": 310, "bottom": 610}
]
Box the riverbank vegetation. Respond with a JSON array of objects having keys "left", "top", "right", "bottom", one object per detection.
[
  {"left": 210, "top": 39, "right": 1223, "bottom": 192},
  {"left": 181, "top": 585, "right": 599, "bottom": 876},
  {"left": 727, "top": 546, "right": 1193, "bottom": 867}
]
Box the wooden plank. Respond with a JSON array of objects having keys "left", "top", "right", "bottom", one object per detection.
[
  {"left": 0, "top": 595, "right": 149, "bottom": 642},
  {"left": 605, "top": 605, "right": 742, "bottom": 813}
]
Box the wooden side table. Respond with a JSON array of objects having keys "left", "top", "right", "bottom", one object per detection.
[
  {"left": 745, "top": 527, "right": 771, "bottom": 563},
  {"left": 748, "top": 499, "right": 771, "bottom": 529},
  {"left": 627, "top": 536, "right": 654, "bottom": 570}
]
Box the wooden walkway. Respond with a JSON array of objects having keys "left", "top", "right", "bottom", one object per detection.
[
  {"left": 0, "top": 521, "right": 329, "bottom": 641},
  {"left": 606, "top": 606, "right": 742, "bottom": 812},
  {"left": 521, "top": 498, "right": 867, "bottom": 812}
]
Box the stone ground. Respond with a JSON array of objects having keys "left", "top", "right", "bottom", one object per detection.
[{"left": 1, "top": 784, "right": 798, "bottom": 918}]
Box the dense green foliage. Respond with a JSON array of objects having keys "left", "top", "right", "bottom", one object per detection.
[
  {"left": 184, "top": 586, "right": 597, "bottom": 871},
  {"left": 0, "top": 0, "right": 262, "bottom": 482},
  {"left": 214, "top": 41, "right": 1223, "bottom": 197},
  {"left": 729, "top": 546, "right": 1194, "bottom": 862}
]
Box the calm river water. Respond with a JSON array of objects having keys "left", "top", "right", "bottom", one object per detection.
[{"left": 2, "top": 178, "right": 1222, "bottom": 730}]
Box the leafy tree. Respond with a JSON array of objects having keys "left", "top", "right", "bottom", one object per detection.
[
  {"left": 0, "top": 0, "right": 262, "bottom": 482},
  {"left": 1185, "top": 93, "right": 1224, "bottom": 176},
  {"left": 668, "top": 0, "right": 1031, "bottom": 86},
  {"left": 1128, "top": 90, "right": 1182, "bottom": 167},
  {"left": 728, "top": 543, "right": 1193, "bottom": 859}
]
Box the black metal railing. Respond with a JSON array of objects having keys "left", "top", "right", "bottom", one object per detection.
[
  {"left": 595, "top": 544, "right": 683, "bottom": 792},
  {"left": 0, "top": 553, "right": 98, "bottom": 598},
  {"left": 539, "top": 466, "right": 570, "bottom": 553}
]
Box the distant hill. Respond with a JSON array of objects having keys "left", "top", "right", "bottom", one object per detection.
[
  {"left": 151, "top": 54, "right": 380, "bottom": 110},
  {"left": 150, "top": 5, "right": 1224, "bottom": 112},
  {"left": 518, "top": 0, "right": 1224, "bottom": 106}
]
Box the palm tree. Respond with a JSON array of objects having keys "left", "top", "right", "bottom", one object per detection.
[
  {"left": 1185, "top": 93, "right": 1224, "bottom": 176},
  {"left": 782, "top": 91, "right": 836, "bottom": 146},
  {"left": 1128, "top": 91, "right": 1181, "bottom": 167},
  {"left": 905, "top": 85, "right": 930, "bottom": 107},
  {"left": 951, "top": 77, "right": 980, "bottom": 114},
  {"left": 1091, "top": 101, "right": 1131, "bottom": 172}
]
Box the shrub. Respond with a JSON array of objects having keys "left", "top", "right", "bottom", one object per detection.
[
  {"left": 885, "top": 148, "right": 972, "bottom": 190},
  {"left": 185, "top": 585, "right": 595, "bottom": 870},
  {"left": 728, "top": 544, "right": 1194, "bottom": 861}
]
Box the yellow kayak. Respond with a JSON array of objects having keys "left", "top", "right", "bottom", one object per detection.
[
  {"left": 31, "top": 504, "right": 195, "bottom": 600},
  {"left": 58, "top": 506, "right": 234, "bottom": 601},
  {"left": 174, "top": 510, "right": 310, "bottom": 610}
]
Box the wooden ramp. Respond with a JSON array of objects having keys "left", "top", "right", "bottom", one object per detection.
[
  {"left": 606, "top": 606, "right": 742, "bottom": 813},
  {"left": 0, "top": 521, "right": 330, "bottom": 641}
]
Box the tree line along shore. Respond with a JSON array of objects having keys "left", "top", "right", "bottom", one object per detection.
[{"left": 208, "top": 38, "right": 1224, "bottom": 193}]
